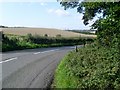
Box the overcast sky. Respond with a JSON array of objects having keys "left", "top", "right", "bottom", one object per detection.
[{"left": 0, "top": 1, "right": 95, "bottom": 30}]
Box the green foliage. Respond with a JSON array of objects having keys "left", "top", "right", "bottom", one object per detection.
[
  {"left": 2, "top": 34, "right": 19, "bottom": 51},
  {"left": 25, "top": 33, "right": 33, "bottom": 42},
  {"left": 59, "top": 0, "right": 120, "bottom": 49},
  {"left": 54, "top": 1, "right": 120, "bottom": 89},
  {"left": 2, "top": 34, "right": 94, "bottom": 52},
  {"left": 53, "top": 44, "right": 120, "bottom": 89}
]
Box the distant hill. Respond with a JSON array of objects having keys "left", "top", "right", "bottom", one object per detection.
[{"left": 2, "top": 27, "right": 96, "bottom": 38}]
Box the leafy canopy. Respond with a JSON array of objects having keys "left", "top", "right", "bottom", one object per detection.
[{"left": 58, "top": 0, "right": 120, "bottom": 48}]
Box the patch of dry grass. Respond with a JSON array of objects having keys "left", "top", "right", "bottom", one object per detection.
[{"left": 2, "top": 27, "right": 96, "bottom": 38}]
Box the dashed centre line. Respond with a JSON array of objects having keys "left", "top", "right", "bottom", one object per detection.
[
  {"left": 1, "top": 49, "right": 60, "bottom": 64},
  {"left": 0, "top": 57, "right": 18, "bottom": 64},
  {"left": 33, "top": 49, "right": 59, "bottom": 55}
]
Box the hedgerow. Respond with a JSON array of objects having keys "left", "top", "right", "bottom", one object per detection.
[
  {"left": 2, "top": 33, "right": 95, "bottom": 52},
  {"left": 53, "top": 43, "right": 120, "bottom": 89}
]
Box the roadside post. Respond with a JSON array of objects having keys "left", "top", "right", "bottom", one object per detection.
[
  {"left": 75, "top": 45, "right": 78, "bottom": 52},
  {"left": 83, "top": 39, "right": 86, "bottom": 47}
]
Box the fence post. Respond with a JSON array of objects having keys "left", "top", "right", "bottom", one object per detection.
[{"left": 75, "top": 45, "right": 78, "bottom": 52}]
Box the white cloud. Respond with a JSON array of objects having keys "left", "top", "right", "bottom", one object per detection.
[
  {"left": 48, "top": 9, "right": 54, "bottom": 13},
  {"left": 48, "top": 9, "right": 70, "bottom": 16},
  {"left": 40, "top": 2, "right": 47, "bottom": 6}
]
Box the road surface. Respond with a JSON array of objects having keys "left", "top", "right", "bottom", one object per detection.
[{"left": 1, "top": 46, "right": 78, "bottom": 88}]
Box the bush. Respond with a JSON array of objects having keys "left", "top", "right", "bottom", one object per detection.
[
  {"left": 53, "top": 44, "right": 120, "bottom": 89},
  {"left": 56, "top": 34, "right": 62, "bottom": 38},
  {"left": 44, "top": 34, "right": 48, "bottom": 37}
]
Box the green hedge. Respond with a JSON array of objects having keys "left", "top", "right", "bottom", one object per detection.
[
  {"left": 2, "top": 34, "right": 95, "bottom": 52},
  {"left": 53, "top": 44, "right": 120, "bottom": 89}
]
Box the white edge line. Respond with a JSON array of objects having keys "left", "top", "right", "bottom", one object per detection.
[
  {"left": 0, "top": 57, "right": 18, "bottom": 64},
  {"left": 33, "top": 49, "right": 59, "bottom": 55}
]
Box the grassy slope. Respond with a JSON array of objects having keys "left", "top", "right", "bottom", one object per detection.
[
  {"left": 53, "top": 44, "right": 120, "bottom": 89},
  {"left": 2, "top": 27, "right": 96, "bottom": 38}
]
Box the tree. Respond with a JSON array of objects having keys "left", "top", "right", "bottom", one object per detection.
[
  {"left": 58, "top": 0, "right": 120, "bottom": 48},
  {"left": 26, "top": 33, "right": 33, "bottom": 42},
  {"left": 44, "top": 34, "right": 48, "bottom": 37}
]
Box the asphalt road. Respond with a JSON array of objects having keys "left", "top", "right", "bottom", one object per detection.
[{"left": 1, "top": 46, "right": 77, "bottom": 88}]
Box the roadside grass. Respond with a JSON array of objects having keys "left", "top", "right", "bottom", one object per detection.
[
  {"left": 53, "top": 43, "right": 120, "bottom": 89},
  {"left": 52, "top": 54, "right": 79, "bottom": 88}
]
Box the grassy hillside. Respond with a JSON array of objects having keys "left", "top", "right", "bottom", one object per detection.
[
  {"left": 1, "top": 27, "right": 96, "bottom": 38},
  {"left": 53, "top": 43, "right": 120, "bottom": 89}
]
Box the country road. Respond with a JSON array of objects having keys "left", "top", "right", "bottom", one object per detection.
[{"left": 1, "top": 46, "right": 79, "bottom": 88}]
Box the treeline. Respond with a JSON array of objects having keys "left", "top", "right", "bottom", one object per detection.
[
  {"left": 2, "top": 33, "right": 95, "bottom": 52},
  {"left": 67, "top": 30, "right": 96, "bottom": 35},
  {"left": 0, "top": 25, "right": 8, "bottom": 28},
  {"left": 0, "top": 25, "right": 26, "bottom": 28}
]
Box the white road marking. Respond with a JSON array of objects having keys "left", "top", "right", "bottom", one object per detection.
[
  {"left": 33, "top": 52, "right": 41, "bottom": 55},
  {"left": 1, "top": 49, "right": 60, "bottom": 63},
  {"left": 0, "top": 57, "right": 18, "bottom": 64},
  {"left": 33, "top": 49, "right": 59, "bottom": 55}
]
